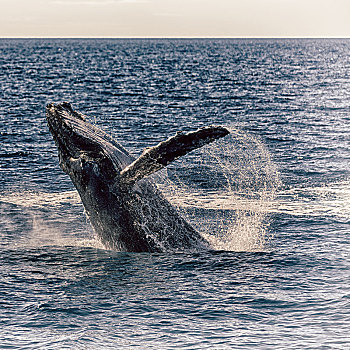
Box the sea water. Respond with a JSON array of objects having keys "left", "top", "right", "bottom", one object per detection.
[{"left": 0, "top": 39, "right": 349, "bottom": 349}]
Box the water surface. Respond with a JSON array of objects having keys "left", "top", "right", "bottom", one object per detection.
[{"left": 0, "top": 38, "right": 349, "bottom": 349}]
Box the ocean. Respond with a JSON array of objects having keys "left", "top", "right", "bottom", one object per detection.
[{"left": 0, "top": 38, "right": 349, "bottom": 349}]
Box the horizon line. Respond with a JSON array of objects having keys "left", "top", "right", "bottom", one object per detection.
[{"left": 1, "top": 36, "right": 350, "bottom": 39}]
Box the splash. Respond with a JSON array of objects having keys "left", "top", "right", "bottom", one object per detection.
[
  {"left": 24, "top": 213, "right": 104, "bottom": 249},
  {"left": 0, "top": 190, "right": 80, "bottom": 208},
  {"left": 276, "top": 180, "right": 350, "bottom": 220},
  {"left": 0, "top": 190, "right": 103, "bottom": 249},
  {"left": 155, "top": 127, "right": 281, "bottom": 252}
]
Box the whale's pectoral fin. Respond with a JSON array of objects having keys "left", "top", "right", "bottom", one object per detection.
[{"left": 119, "top": 126, "right": 230, "bottom": 186}]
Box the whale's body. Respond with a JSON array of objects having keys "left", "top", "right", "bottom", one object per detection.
[{"left": 46, "top": 102, "right": 229, "bottom": 252}]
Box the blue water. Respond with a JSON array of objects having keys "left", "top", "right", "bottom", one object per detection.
[{"left": 1, "top": 39, "right": 350, "bottom": 349}]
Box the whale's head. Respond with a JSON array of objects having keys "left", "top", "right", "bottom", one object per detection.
[{"left": 46, "top": 102, "right": 132, "bottom": 191}]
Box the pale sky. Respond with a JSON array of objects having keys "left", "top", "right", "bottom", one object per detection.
[{"left": 1, "top": 0, "right": 350, "bottom": 38}]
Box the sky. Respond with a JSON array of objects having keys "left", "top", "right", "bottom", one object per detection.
[{"left": 1, "top": 0, "right": 350, "bottom": 38}]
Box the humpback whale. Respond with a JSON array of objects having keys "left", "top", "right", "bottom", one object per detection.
[{"left": 46, "top": 102, "right": 230, "bottom": 252}]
